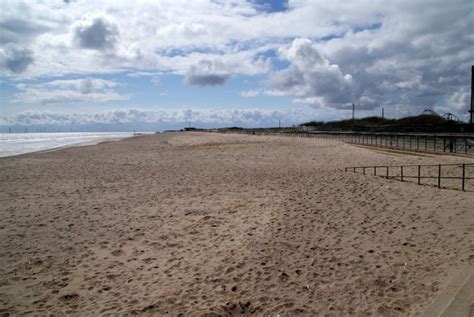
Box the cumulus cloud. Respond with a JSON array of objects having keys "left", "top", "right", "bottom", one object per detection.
[
  {"left": 156, "top": 22, "right": 208, "bottom": 45},
  {"left": 446, "top": 90, "right": 470, "bottom": 112},
  {"left": 185, "top": 60, "right": 231, "bottom": 86},
  {"left": 0, "top": 0, "right": 473, "bottom": 119},
  {"left": 434, "top": 89, "right": 471, "bottom": 116},
  {"left": 13, "top": 78, "right": 127, "bottom": 104},
  {"left": 266, "top": 39, "right": 353, "bottom": 108},
  {"left": 0, "top": 44, "right": 34, "bottom": 73},
  {"left": 72, "top": 13, "right": 119, "bottom": 50}
]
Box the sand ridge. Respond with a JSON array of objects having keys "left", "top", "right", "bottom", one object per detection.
[{"left": 0, "top": 132, "right": 473, "bottom": 316}]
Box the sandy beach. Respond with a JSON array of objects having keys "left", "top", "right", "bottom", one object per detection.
[{"left": 0, "top": 132, "right": 473, "bottom": 316}]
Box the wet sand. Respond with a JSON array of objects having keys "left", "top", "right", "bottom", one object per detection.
[{"left": 0, "top": 132, "right": 473, "bottom": 316}]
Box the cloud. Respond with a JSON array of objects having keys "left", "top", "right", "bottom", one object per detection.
[
  {"left": 0, "top": 17, "right": 50, "bottom": 45},
  {"left": 150, "top": 76, "right": 161, "bottom": 86},
  {"left": 155, "top": 22, "right": 209, "bottom": 45},
  {"left": 434, "top": 88, "right": 471, "bottom": 116},
  {"left": 446, "top": 90, "right": 470, "bottom": 112},
  {"left": 266, "top": 38, "right": 353, "bottom": 108},
  {"left": 45, "top": 78, "right": 120, "bottom": 91},
  {"left": 127, "top": 71, "right": 161, "bottom": 86},
  {"left": 0, "top": 44, "right": 34, "bottom": 73},
  {"left": 184, "top": 60, "right": 231, "bottom": 86},
  {"left": 241, "top": 89, "right": 261, "bottom": 97},
  {"left": 126, "top": 71, "right": 161, "bottom": 78},
  {"left": 0, "top": 0, "right": 473, "bottom": 119},
  {"left": 0, "top": 107, "right": 322, "bottom": 129},
  {"left": 72, "top": 13, "right": 119, "bottom": 50},
  {"left": 0, "top": 1, "right": 67, "bottom": 45},
  {"left": 13, "top": 78, "right": 128, "bottom": 104}
]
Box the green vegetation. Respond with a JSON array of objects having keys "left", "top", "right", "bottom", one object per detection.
[
  {"left": 301, "top": 114, "right": 450, "bottom": 128},
  {"left": 300, "top": 114, "right": 473, "bottom": 133}
]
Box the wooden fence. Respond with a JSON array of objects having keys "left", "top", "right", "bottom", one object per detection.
[
  {"left": 216, "top": 130, "right": 474, "bottom": 156},
  {"left": 345, "top": 163, "right": 474, "bottom": 191}
]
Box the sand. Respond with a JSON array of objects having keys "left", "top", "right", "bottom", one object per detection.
[{"left": 0, "top": 132, "right": 473, "bottom": 316}]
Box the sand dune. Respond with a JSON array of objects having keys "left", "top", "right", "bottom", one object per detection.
[{"left": 0, "top": 132, "right": 473, "bottom": 316}]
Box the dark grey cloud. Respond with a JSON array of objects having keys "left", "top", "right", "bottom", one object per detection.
[
  {"left": 0, "top": 44, "right": 34, "bottom": 73},
  {"left": 184, "top": 60, "right": 231, "bottom": 86},
  {"left": 330, "top": 0, "right": 472, "bottom": 117},
  {"left": 79, "top": 78, "right": 94, "bottom": 94},
  {"left": 263, "top": 0, "right": 473, "bottom": 119},
  {"left": 0, "top": 0, "right": 64, "bottom": 46},
  {"left": 73, "top": 14, "right": 119, "bottom": 50},
  {"left": 0, "top": 0, "right": 472, "bottom": 121},
  {"left": 186, "top": 73, "right": 230, "bottom": 86},
  {"left": 0, "top": 18, "right": 52, "bottom": 45}
]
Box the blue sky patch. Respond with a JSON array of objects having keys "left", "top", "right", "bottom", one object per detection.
[{"left": 251, "top": 0, "right": 289, "bottom": 13}]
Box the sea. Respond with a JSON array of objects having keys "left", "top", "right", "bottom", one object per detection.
[{"left": 0, "top": 132, "right": 134, "bottom": 158}]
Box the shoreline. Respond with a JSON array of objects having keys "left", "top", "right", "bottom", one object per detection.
[
  {"left": 30, "top": 135, "right": 137, "bottom": 156},
  {"left": 1, "top": 132, "right": 473, "bottom": 315},
  {"left": 0, "top": 133, "right": 136, "bottom": 159}
]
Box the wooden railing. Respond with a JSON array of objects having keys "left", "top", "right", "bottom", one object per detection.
[
  {"left": 214, "top": 129, "right": 474, "bottom": 156},
  {"left": 345, "top": 163, "right": 474, "bottom": 191}
]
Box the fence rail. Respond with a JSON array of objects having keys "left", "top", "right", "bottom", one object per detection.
[
  {"left": 345, "top": 163, "right": 474, "bottom": 191},
  {"left": 216, "top": 130, "right": 474, "bottom": 156}
]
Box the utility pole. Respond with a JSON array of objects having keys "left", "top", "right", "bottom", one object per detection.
[
  {"left": 382, "top": 107, "right": 384, "bottom": 119},
  {"left": 279, "top": 119, "right": 281, "bottom": 128},
  {"left": 352, "top": 103, "right": 355, "bottom": 120},
  {"left": 470, "top": 65, "right": 473, "bottom": 124}
]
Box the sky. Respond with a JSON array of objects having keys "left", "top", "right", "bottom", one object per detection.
[{"left": 0, "top": 0, "right": 473, "bottom": 132}]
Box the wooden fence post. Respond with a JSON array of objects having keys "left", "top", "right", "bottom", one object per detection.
[
  {"left": 418, "top": 165, "right": 421, "bottom": 185},
  {"left": 438, "top": 164, "right": 441, "bottom": 188}
]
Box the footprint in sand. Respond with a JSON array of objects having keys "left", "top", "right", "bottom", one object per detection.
[{"left": 111, "top": 249, "right": 124, "bottom": 256}]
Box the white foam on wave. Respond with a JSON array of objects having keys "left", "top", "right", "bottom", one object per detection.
[{"left": 0, "top": 132, "right": 134, "bottom": 158}]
